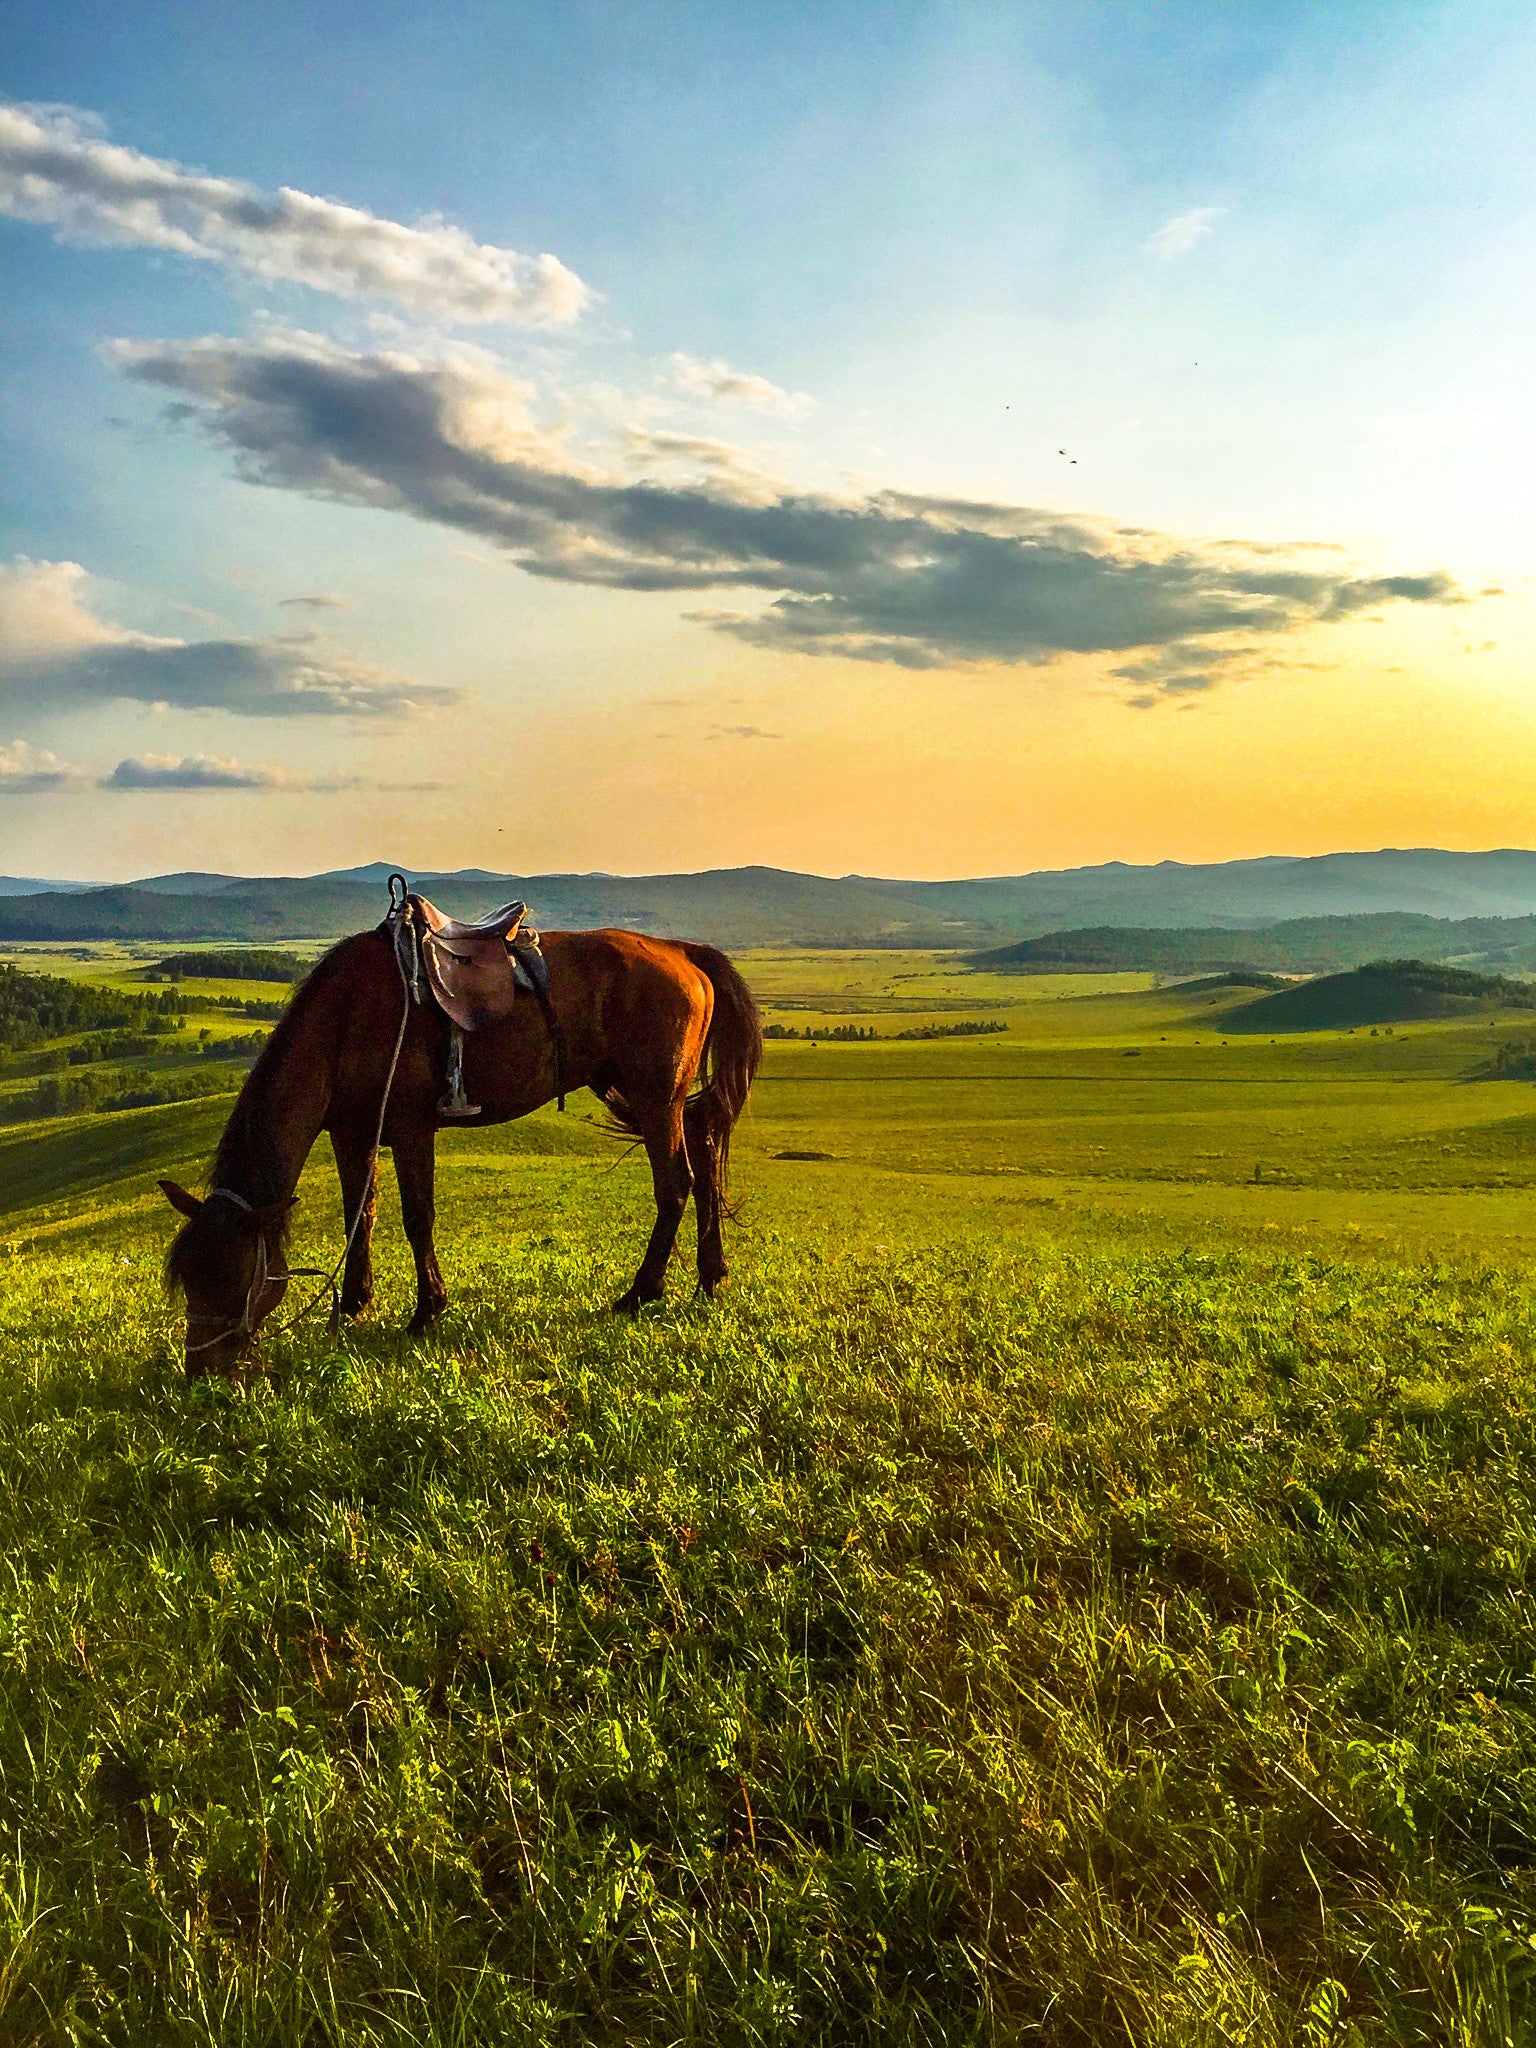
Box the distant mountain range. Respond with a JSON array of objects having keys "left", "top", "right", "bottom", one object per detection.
[
  {"left": 7, "top": 848, "right": 1536, "bottom": 954},
  {"left": 0, "top": 876, "right": 96, "bottom": 897}
]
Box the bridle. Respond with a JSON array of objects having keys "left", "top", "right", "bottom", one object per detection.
[
  {"left": 182, "top": 1189, "right": 345, "bottom": 1357},
  {"left": 179, "top": 923, "right": 414, "bottom": 1360}
]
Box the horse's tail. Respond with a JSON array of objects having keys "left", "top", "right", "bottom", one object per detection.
[{"left": 680, "top": 941, "right": 763, "bottom": 1206}]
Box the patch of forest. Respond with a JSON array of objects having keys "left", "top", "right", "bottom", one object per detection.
[
  {"left": 762, "top": 1019, "right": 1007, "bottom": 1042},
  {"left": 147, "top": 948, "right": 310, "bottom": 983},
  {"left": 0, "top": 961, "right": 184, "bottom": 1050}
]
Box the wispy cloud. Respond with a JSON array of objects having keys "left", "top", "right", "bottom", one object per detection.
[
  {"left": 102, "top": 751, "right": 444, "bottom": 792},
  {"left": 277, "top": 591, "right": 352, "bottom": 611},
  {"left": 669, "top": 353, "right": 814, "bottom": 417},
  {"left": 0, "top": 557, "right": 461, "bottom": 719},
  {"left": 112, "top": 331, "right": 1462, "bottom": 682},
  {"left": 0, "top": 738, "right": 87, "bottom": 793},
  {"left": 0, "top": 101, "right": 589, "bottom": 324},
  {"left": 1112, "top": 641, "right": 1247, "bottom": 707},
  {"left": 1145, "top": 206, "right": 1227, "bottom": 260}
]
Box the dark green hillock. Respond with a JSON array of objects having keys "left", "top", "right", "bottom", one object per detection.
[
  {"left": 1224, "top": 957, "right": 1536, "bottom": 1034},
  {"left": 966, "top": 914, "right": 1536, "bottom": 976},
  {"left": 149, "top": 949, "right": 310, "bottom": 983},
  {"left": 1168, "top": 971, "right": 1290, "bottom": 993}
]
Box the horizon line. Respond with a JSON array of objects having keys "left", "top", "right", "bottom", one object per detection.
[{"left": 7, "top": 844, "right": 1536, "bottom": 892}]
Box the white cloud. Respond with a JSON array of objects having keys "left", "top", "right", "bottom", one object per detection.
[
  {"left": 669, "top": 352, "right": 815, "bottom": 417},
  {"left": 0, "top": 557, "right": 461, "bottom": 720},
  {"left": 0, "top": 739, "right": 87, "bottom": 793},
  {"left": 1145, "top": 206, "right": 1227, "bottom": 260},
  {"left": 0, "top": 100, "right": 589, "bottom": 325},
  {"left": 102, "top": 751, "right": 445, "bottom": 792},
  {"left": 104, "top": 752, "right": 314, "bottom": 790}
]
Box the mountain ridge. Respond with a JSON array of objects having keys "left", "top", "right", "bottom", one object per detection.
[{"left": 7, "top": 848, "right": 1536, "bottom": 951}]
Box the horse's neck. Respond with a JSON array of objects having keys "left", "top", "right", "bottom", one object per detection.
[{"left": 241, "top": 973, "right": 344, "bottom": 1199}]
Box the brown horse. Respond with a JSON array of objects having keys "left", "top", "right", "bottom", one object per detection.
[{"left": 160, "top": 919, "right": 762, "bottom": 1374}]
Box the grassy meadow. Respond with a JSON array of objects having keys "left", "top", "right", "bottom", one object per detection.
[{"left": 3, "top": 945, "right": 1536, "bottom": 2041}]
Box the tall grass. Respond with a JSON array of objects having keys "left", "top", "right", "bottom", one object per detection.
[{"left": 2, "top": 1189, "right": 1535, "bottom": 2042}]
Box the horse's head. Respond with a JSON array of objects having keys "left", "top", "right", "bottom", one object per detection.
[{"left": 161, "top": 1180, "right": 296, "bottom": 1375}]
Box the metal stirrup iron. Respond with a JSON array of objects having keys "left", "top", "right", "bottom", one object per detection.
[{"left": 441, "top": 1024, "right": 479, "bottom": 1118}]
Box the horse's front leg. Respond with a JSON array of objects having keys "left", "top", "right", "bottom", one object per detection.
[
  {"left": 330, "top": 1125, "right": 379, "bottom": 1319},
  {"left": 392, "top": 1120, "right": 449, "bottom": 1333}
]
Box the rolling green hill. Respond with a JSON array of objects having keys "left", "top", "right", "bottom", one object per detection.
[
  {"left": 0, "top": 1091, "right": 238, "bottom": 1216},
  {"left": 1224, "top": 958, "right": 1536, "bottom": 1033},
  {"left": 970, "top": 913, "right": 1536, "bottom": 977},
  {"left": 1167, "top": 970, "right": 1290, "bottom": 992}
]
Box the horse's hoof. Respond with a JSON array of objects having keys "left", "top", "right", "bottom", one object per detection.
[{"left": 611, "top": 1288, "right": 662, "bottom": 1316}]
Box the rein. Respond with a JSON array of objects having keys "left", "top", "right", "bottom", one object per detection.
[{"left": 180, "top": 937, "right": 414, "bottom": 1360}]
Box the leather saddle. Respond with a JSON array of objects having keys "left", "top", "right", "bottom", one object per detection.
[
  {"left": 414, "top": 891, "right": 532, "bottom": 1032},
  {"left": 385, "top": 874, "right": 565, "bottom": 1118}
]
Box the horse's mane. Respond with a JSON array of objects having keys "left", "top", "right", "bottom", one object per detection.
[{"left": 167, "top": 937, "right": 358, "bottom": 1288}]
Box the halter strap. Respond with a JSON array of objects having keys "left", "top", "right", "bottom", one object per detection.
[
  {"left": 207, "top": 1187, "right": 253, "bottom": 1212},
  {"left": 184, "top": 1228, "right": 269, "bottom": 1354}
]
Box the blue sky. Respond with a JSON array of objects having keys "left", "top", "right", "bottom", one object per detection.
[{"left": 0, "top": 1, "right": 1531, "bottom": 879}]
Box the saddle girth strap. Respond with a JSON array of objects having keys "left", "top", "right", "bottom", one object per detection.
[{"left": 514, "top": 936, "right": 567, "bottom": 1112}]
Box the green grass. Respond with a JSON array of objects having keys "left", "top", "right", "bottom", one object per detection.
[{"left": 3, "top": 953, "right": 1536, "bottom": 2040}]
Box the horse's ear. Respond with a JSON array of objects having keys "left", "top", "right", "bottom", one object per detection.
[
  {"left": 159, "top": 1178, "right": 203, "bottom": 1220},
  {"left": 254, "top": 1195, "right": 298, "bottom": 1230}
]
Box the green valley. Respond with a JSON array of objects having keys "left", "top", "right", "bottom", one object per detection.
[{"left": 2, "top": 947, "right": 1536, "bottom": 2041}]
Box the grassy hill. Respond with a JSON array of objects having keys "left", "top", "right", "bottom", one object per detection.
[
  {"left": 5, "top": 952, "right": 1536, "bottom": 2036},
  {"left": 0, "top": 1091, "right": 238, "bottom": 1217},
  {"left": 1167, "top": 970, "right": 1290, "bottom": 992},
  {"left": 1225, "top": 958, "right": 1536, "bottom": 1034},
  {"left": 970, "top": 912, "right": 1536, "bottom": 977}
]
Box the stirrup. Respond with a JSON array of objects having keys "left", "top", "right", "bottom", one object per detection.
[{"left": 438, "top": 1024, "right": 481, "bottom": 1119}]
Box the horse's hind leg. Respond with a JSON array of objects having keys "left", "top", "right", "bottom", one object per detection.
[
  {"left": 684, "top": 1094, "right": 727, "bottom": 1298},
  {"left": 330, "top": 1124, "right": 379, "bottom": 1319},
  {"left": 391, "top": 1120, "right": 449, "bottom": 1333},
  {"left": 614, "top": 1102, "right": 693, "bottom": 1314}
]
